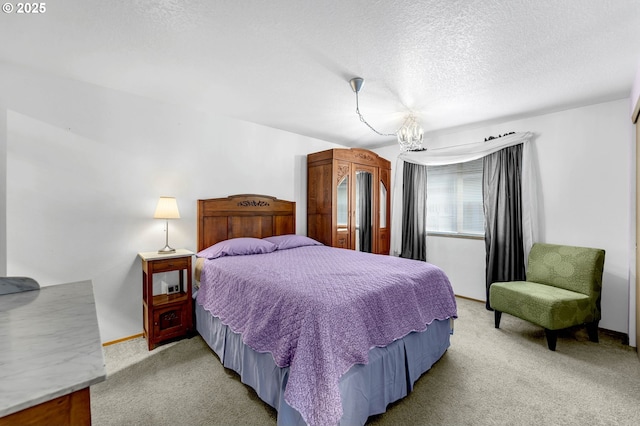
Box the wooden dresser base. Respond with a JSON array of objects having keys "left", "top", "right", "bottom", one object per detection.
[{"left": 0, "top": 388, "right": 90, "bottom": 426}]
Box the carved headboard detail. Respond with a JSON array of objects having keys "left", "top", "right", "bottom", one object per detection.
[{"left": 197, "top": 194, "right": 296, "bottom": 252}]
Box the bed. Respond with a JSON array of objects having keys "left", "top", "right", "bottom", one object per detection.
[{"left": 194, "top": 194, "right": 457, "bottom": 426}]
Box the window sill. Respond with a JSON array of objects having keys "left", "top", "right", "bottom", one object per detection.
[{"left": 426, "top": 232, "right": 485, "bottom": 241}]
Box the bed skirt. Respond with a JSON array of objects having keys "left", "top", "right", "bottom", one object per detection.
[{"left": 195, "top": 300, "right": 452, "bottom": 425}]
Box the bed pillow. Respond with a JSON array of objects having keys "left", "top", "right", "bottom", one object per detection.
[
  {"left": 196, "top": 237, "right": 277, "bottom": 259},
  {"left": 263, "top": 234, "right": 323, "bottom": 250}
]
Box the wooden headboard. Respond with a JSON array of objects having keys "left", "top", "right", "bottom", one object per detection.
[{"left": 197, "top": 194, "right": 296, "bottom": 251}]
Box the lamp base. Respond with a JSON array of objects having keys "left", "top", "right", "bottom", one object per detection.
[{"left": 157, "top": 245, "right": 176, "bottom": 254}]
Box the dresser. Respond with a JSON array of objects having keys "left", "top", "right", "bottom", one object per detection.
[
  {"left": 307, "top": 148, "right": 391, "bottom": 255},
  {"left": 0, "top": 280, "right": 106, "bottom": 425}
]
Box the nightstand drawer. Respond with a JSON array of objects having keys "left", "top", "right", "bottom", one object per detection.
[{"left": 151, "top": 257, "right": 189, "bottom": 273}]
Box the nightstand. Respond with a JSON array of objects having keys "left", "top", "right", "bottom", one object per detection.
[{"left": 138, "top": 249, "right": 194, "bottom": 350}]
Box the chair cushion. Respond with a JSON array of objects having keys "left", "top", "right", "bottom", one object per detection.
[
  {"left": 490, "top": 281, "right": 593, "bottom": 330},
  {"left": 526, "top": 243, "right": 604, "bottom": 296}
]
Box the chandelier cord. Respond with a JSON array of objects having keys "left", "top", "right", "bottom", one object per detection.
[
  {"left": 349, "top": 76, "right": 424, "bottom": 151},
  {"left": 354, "top": 91, "right": 398, "bottom": 137}
]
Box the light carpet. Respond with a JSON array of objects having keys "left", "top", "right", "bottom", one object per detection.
[{"left": 91, "top": 297, "right": 640, "bottom": 425}]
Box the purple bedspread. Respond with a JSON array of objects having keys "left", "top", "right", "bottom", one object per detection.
[{"left": 197, "top": 245, "right": 457, "bottom": 426}]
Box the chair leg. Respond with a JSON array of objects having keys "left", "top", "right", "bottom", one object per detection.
[
  {"left": 544, "top": 329, "right": 557, "bottom": 351},
  {"left": 494, "top": 310, "right": 502, "bottom": 328},
  {"left": 586, "top": 321, "right": 599, "bottom": 343}
]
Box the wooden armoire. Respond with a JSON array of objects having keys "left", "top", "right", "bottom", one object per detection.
[{"left": 307, "top": 148, "right": 391, "bottom": 255}]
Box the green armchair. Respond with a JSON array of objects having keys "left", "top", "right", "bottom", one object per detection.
[{"left": 489, "top": 243, "right": 605, "bottom": 351}]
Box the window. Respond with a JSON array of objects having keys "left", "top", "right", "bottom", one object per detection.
[{"left": 426, "top": 159, "right": 484, "bottom": 236}]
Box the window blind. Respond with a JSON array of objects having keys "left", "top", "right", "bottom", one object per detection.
[{"left": 426, "top": 159, "right": 484, "bottom": 235}]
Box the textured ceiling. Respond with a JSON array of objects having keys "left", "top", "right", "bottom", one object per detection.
[{"left": 1, "top": 0, "right": 639, "bottom": 148}]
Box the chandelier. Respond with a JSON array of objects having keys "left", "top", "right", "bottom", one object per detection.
[{"left": 349, "top": 77, "right": 424, "bottom": 151}]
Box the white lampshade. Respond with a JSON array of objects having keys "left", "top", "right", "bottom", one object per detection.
[{"left": 154, "top": 197, "right": 180, "bottom": 219}]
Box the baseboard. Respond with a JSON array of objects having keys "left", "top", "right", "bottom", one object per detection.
[
  {"left": 600, "top": 327, "right": 629, "bottom": 345},
  {"left": 455, "top": 294, "right": 485, "bottom": 304},
  {"left": 102, "top": 333, "right": 144, "bottom": 347}
]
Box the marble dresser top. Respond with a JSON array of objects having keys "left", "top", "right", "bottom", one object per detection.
[{"left": 0, "top": 280, "right": 106, "bottom": 417}]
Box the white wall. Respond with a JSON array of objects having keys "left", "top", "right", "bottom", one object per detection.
[
  {"left": 376, "top": 98, "right": 634, "bottom": 336},
  {"left": 0, "top": 108, "right": 6, "bottom": 277},
  {"left": 426, "top": 237, "right": 486, "bottom": 301},
  {"left": 631, "top": 58, "right": 640, "bottom": 120},
  {"left": 630, "top": 62, "right": 640, "bottom": 346},
  {"left": 0, "top": 62, "right": 343, "bottom": 343}
]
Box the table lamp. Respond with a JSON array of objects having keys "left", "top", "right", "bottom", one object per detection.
[{"left": 154, "top": 196, "right": 180, "bottom": 253}]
